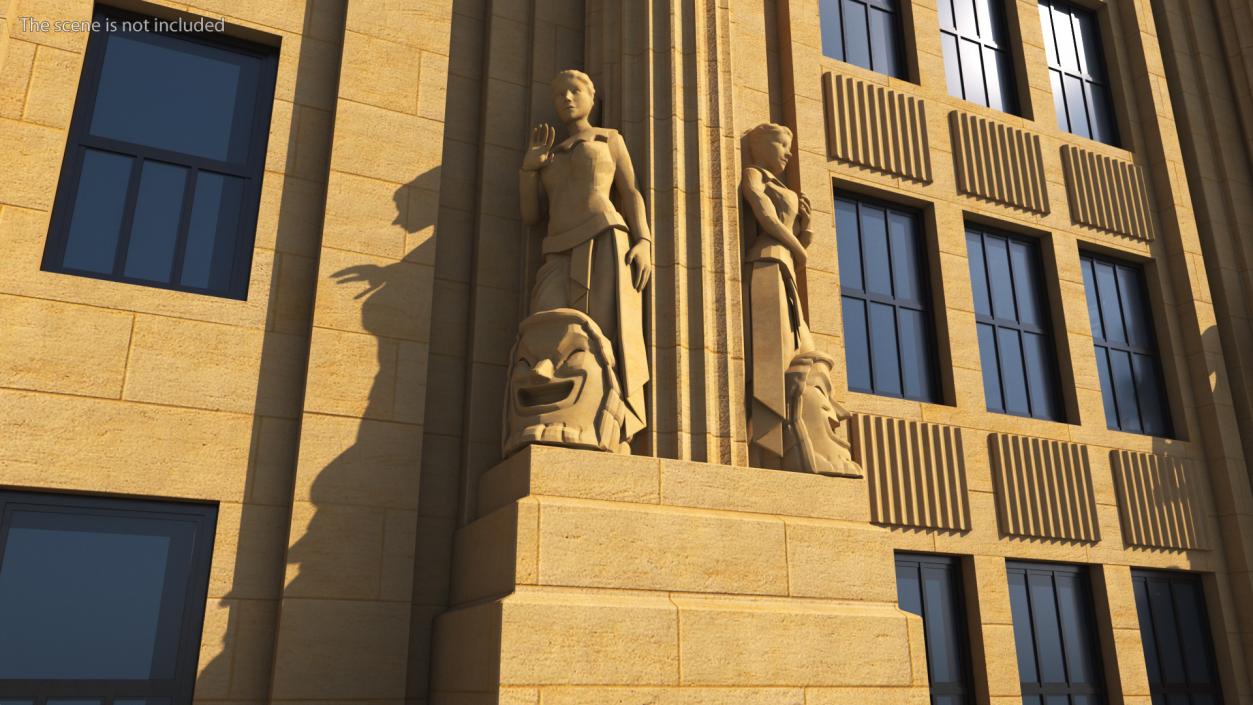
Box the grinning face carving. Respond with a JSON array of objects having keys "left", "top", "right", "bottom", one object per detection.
[
  {"left": 783, "top": 351, "right": 862, "bottom": 477},
  {"left": 504, "top": 308, "right": 627, "bottom": 455}
]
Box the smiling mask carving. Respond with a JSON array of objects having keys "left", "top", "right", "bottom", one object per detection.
[
  {"left": 504, "top": 308, "right": 629, "bottom": 455},
  {"left": 783, "top": 351, "right": 862, "bottom": 477}
]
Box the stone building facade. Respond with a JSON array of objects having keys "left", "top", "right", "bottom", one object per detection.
[{"left": 0, "top": 0, "right": 1251, "bottom": 703}]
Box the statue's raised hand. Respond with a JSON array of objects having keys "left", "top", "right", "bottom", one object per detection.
[{"left": 522, "top": 123, "right": 556, "bottom": 172}]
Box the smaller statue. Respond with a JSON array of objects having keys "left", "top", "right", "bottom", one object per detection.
[
  {"left": 783, "top": 351, "right": 860, "bottom": 476},
  {"left": 741, "top": 122, "right": 861, "bottom": 477},
  {"left": 504, "top": 308, "right": 629, "bottom": 455}
]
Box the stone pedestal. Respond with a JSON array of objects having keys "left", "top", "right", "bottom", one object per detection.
[{"left": 431, "top": 445, "right": 930, "bottom": 704}]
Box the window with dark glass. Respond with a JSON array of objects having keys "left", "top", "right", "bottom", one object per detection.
[
  {"left": 42, "top": 8, "right": 278, "bottom": 299},
  {"left": 0, "top": 491, "right": 216, "bottom": 705},
  {"left": 966, "top": 227, "right": 1063, "bottom": 421},
  {"left": 896, "top": 554, "right": 975, "bottom": 705},
  {"left": 837, "top": 194, "right": 939, "bottom": 402},
  {"left": 819, "top": 0, "right": 907, "bottom": 78},
  {"left": 1080, "top": 254, "right": 1172, "bottom": 436},
  {"left": 939, "top": 0, "right": 1018, "bottom": 113},
  {"left": 1007, "top": 562, "right": 1106, "bottom": 705},
  {"left": 1132, "top": 570, "right": 1224, "bottom": 705},
  {"left": 1039, "top": 0, "right": 1117, "bottom": 144}
]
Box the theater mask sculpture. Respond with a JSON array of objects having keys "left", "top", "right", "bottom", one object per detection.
[
  {"left": 504, "top": 69, "right": 652, "bottom": 456},
  {"left": 783, "top": 351, "right": 861, "bottom": 477},
  {"left": 504, "top": 308, "right": 628, "bottom": 455},
  {"left": 741, "top": 122, "right": 861, "bottom": 476}
]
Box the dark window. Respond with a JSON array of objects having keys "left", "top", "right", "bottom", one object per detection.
[
  {"left": 837, "top": 195, "right": 939, "bottom": 402},
  {"left": 43, "top": 8, "right": 278, "bottom": 299},
  {"left": 966, "top": 227, "right": 1063, "bottom": 420},
  {"left": 0, "top": 491, "right": 217, "bottom": 704},
  {"left": 896, "top": 554, "right": 975, "bottom": 705},
  {"left": 939, "top": 0, "right": 1018, "bottom": 113},
  {"left": 1039, "top": 0, "right": 1117, "bottom": 144},
  {"left": 1132, "top": 570, "right": 1224, "bottom": 704},
  {"left": 1007, "top": 562, "right": 1106, "bottom": 705},
  {"left": 819, "top": 0, "right": 907, "bottom": 78},
  {"left": 1080, "top": 254, "right": 1172, "bottom": 436}
]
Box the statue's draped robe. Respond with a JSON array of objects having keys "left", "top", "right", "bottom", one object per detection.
[
  {"left": 744, "top": 166, "right": 813, "bottom": 461},
  {"left": 531, "top": 129, "right": 648, "bottom": 438}
]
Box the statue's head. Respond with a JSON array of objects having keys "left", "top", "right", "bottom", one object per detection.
[
  {"left": 783, "top": 351, "right": 861, "bottom": 476},
  {"left": 504, "top": 308, "right": 628, "bottom": 455},
  {"left": 746, "top": 122, "right": 793, "bottom": 176},
  {"left": 551, "top": 69, "right": 596, "bottom": 125}
]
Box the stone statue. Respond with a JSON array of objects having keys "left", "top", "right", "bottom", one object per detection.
[
  {"left": 741, "top": 122, "right": 860, "bottom": 477},
  {"left": 783, "top": 351, "right": 860, "bottom": 476},
  {"left": 505, "top": 69, "right": 651, "bottom": 455},
  {"left": 504, "top": 308, "right": 629, "bottom": 454}
]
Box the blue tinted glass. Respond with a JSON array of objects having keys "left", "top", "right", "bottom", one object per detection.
[
  {"left": 938, "top": 0, "right": 955, "bottom": 29},
  {"left": 1132, "top": 353, "right": 1167, "bottom": 436},
  {"left": 820, "top": 0, "right": 845, "bottom": 60},
  {"left": 62, "top": 149, "right": 133, "bottom": 275},
  {"left": 1109, "top": 348, "right": 1142, "bottom": 433},
  {"left": 1116, "top": 263, "right": 1151, "bottom": 348},
  {"left": 843, "top": 0, "right": 872, "bottom": 69},
  {"left": 1055, "top": 574, "right": 1096, "bottom": 684},
  {"left": 1050, "top": 70, "right": 1069, "bottom": 132},
  {"left": 1008, "top": 239, "right": 1043, "bottom": 327},
  {"left": 984, "top": 47, "right": 1010, "bottom": 111},
  {"left": 1027, "top": 572, "right": 1067, "bottom": 683},
  {"left": 47, "top": 701, "right": 102, "bottom": 705},
  {"left": 1172, "top": 581, "right": 1213, "bottom": 684},
  {"left": 921, "top": 566, "right": 961, "bottom": 683},
  {"left": 1095, "top": 347, "right": 1120, "bottom": 429},
  {"left": 869, "top": 302, "right": 902, "bottom": 395},
  {"left": 1094, "top": 260, "right": 1127, "bottom": 344},
  {"left": 1072, "top": 9, "right": 1100, "bottom": 76},
  {"left": 954, "top": 0, "right": 978, "bottom": 34},
  {"left": 868, "top": 8, "right": 899, "bottom": 76},
  {"left": 997, "top": 328, "right": 1030, "bottom": 415},
  {"left": 1063, "top": 74, "right": 1092, "bottom": 138},
  {"left": 115, "top": 700, "right": 172, "bottom": 705},
  {"left": 1087, "top": 81, "right": 1116, "bottom": 144},
  {"left": 896, "top": 562, "right": 923, "bottom": 615},
  {"left": 960, "top": 38, "right": 987, "bottom": 105},
  {"left": 1081, "top": 257, "right": 1104, "bottom": 340},
  {"left": 0, "top": 518, "right": 172, "bottom": 678},
  {"left": 899, "top": 308, "right": 933, "bottom": 401},
  {"left": 1022, "top": 332, "right": 1057, "bottom": 420},
  {"left": 836, "top": 198, "right": 864, "bottom": 291},
  {"left": 1148, "top": 579, "right": 1187, "bottom": 684},
  {"left": 861, "top": 205, "right": 892, "bottom": 296},
  {"left": 967, "top": 232, "right": 992, "bottom": 316},
  {"left": 984, "top": 235, "right": 1017, "bottom": 321},
  {"left": 887, "top": 211, "right": 920, "bottom": 301},
  {"left": 181, "top": 171, "right": 244, "bottom": 291},
  {"left": 843, "top": 297, "right": 872, "bottom": 391},
  {"left": 90, "top": 33, "right": 256, "bottom": 162},
  {"left": 978, "top": 323, "right": 1003, "bottom": 411},
  {"left": 123, "top": 161, "right": 188, "bottom": 283},
  {"left": 973, "top": 0, "right": 998, "bottom": 40},
  {"left": 1039, "top": 3, "right": 1058, "bottom": 65},
  {"left": 1134, "top": 579, "right": 1163, "bottom": 683},
  {"left": 943, "top": 34, "right": 965, "bottom": 99},
  {"left": 1052, "top": 4, "right": 1080, "bottom": 71},
  {"left": 1008, "top": 571, "right": 1040, "bottom": 684}
]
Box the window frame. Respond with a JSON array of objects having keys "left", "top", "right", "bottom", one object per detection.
[
  {"left": 938, "top": 0, "right": 1020, "bottom": 114},
  {"left": 0, "top": 490, "right": 218, "bottom": 705},
  {"left": 819, "top": 0, "right": 909, "bottom": 79},
  {"left": 895, "top": 553, "right": 976, "bottom": 705},
  {"left": 1131, "top": 569, "right": 1225, "bottom": 704},
  {"left": 1038, "top": 0, "right": 1119, "bottom": 145},
  {"left": 836, "top": 192, "right": 941, "bottom": 403},
  {"left": 1006, "top": 560, "right": 1108, "bottom": 703},
  {"left": 966, "top": 225, "right": 1066, "bottom": 421},
  {"left": 1079, "top": 252, "right": 1174, "bottom": 437},
  {"left": 41, "top": 6, "right": 279, "bottom": 300}
]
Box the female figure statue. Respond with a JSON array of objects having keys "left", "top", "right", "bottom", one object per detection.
[
  {"left": 515, "top": 69, "right": 652, "bottom": 444},
  {"left": 741, "top": 122, "right": 816, "bottom": 470}
]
